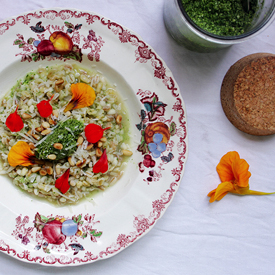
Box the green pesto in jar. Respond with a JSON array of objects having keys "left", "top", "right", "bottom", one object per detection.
[
  {"left": 35, "top": 119, "right": 84, "bottom": 160},
  {"left": 181, "top": 0, "right": 258, "bottom": 36}
]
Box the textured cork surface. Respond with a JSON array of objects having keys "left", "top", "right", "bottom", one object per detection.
[{"left": 221, "top": 53, "right": 275, "bottom": 136}]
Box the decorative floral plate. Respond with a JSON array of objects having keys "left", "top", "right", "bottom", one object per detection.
[{"left": 0, "top": 8, "right": 187, "bottom": 266}]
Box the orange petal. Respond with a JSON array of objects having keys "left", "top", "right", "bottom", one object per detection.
[
  {"left": 64, "top": 83, "right": 96, "bottom": 112},
  {"left": 207, "top": 188, "right": 217, "bottom": 203},
  {"left": 209, "top": 181, "right": 234, "bottom": 202},
  {"left": 8, "top": 141, "right": 35, "bottom": 167},
  {"left": 207, "top": 188, "right": 216, "bottom": 197},
  {"left": 232, "top": 158, "right": 251, "bottom": 188},
  {"left": 216, "top": 151, "right": 240, "bottom": 182}
]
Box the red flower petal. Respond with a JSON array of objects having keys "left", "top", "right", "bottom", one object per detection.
[
  {"left": 85, "top": 124, "right": 110, "bottom": 144},
  {"left": 37, "top": 95, "right": 54, "bottom": 118},
  {"left": 5, "top": 106, "right": 24, "bottom": 132},
  {"left": 55, "top": 168, "right": 70, "bottom": 194},
  {"left": 93, "top": 150, "right": 108, "bottom": 174}
]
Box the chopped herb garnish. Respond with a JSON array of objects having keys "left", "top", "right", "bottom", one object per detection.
[
  {"left": 181, "top": 0, "right": 258, "bottom": 36},
  {"left": 35, "top": 119, "right": 84, "bottom": 160}
]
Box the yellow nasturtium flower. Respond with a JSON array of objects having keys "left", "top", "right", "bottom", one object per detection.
[{"left": 208, "top": 151, "right": 275, "bottom": 203}]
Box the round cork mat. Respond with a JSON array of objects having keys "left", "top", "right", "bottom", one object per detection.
[{"left": 221, "top": 53, "right": 275, "bottom": 136}]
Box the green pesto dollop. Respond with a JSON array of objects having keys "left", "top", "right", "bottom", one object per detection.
[
  {"left": 181, "top": 0, "right": 258, "bottom": 36},
  {"left": 35, "top": 119, "right": 84, "bottom": 160}
]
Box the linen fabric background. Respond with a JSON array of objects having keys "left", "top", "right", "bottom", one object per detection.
[{"left": 0, "top": 0, "right": 275, "bottom": 274}]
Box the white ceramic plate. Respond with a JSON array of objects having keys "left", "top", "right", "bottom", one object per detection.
[{"left": 0, "top": 8, "right": 188, "bottom": 266}]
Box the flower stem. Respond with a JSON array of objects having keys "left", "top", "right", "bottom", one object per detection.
[{"left": 248, "top": 190, "right": 275, "bottom": 196}]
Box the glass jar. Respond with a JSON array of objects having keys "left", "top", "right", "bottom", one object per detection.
[{"left": 163, "top": 0, "right": 275, "bottom": 53}]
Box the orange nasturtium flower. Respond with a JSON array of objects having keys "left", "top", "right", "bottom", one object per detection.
[
  {"left": 64, "top": 83, "right": 96, "bottom": 112},
  {"left": 208, "top": 151, "right": 275, "bottom": 203},
  {"left": 8, "top": 141, "right": 36, "bottom": 167}
]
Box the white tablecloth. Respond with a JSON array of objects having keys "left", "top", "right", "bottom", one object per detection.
[{"left": 0, "top": 0, "right": 275, "bottom": 274}]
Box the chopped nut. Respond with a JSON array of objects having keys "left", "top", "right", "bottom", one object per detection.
[
  {"left": 55, "top": 79, "right": 64, "bottom": 85},
  {"left": 100, "top": 137, "right": 107, "bottom": 142},
  {"left": 76, "top": 159, "right": 86, "bottom": 167},
  {"left": 54, "top": 79, "right": 64, "bottom": 92},
  {"left": 47, "top": 154, "right": 56, "bottom": 160},
  {"left": 103, "top": 106, "right": 111, "bottom": 111},
  {"left": 53, "top": 143, "right": 63, "bottom": 150},
  {"left": 29, "top": 142, "right": 35, "bottom": 150},
  {"left": 27, "top": 170, "right": 32, "bottom": 177},
  {"left": 39, "top": 169, "right": 47, "bottom": 176},
  {"left": 41, "top": 129, "right": 51, "bottom": 135},
  {"left": 86, "top": 143, "right": 94, "bottom": 150},
  {"left": 77, "top": 136, "right": 84, "bottom": 146},
  {"left": 22, "top": 113, "right": 32, "bottom": 119},
  {"left": 122, "top": 149, "right": 133, "bottom": 156},
  {"left": 52, "top": 109, "right": 59, "bottom": 118},
  {"left": 68, "top": 156, "right": 75, "bottom": 166},
  {"left": 54, "top": 86, "right": 61, "bottom": 93},
  {"left": 70, "top": 180, "right": 76, "bottom": 187},
  {"left": 97, "top": 141, "right": 103, "bottom": 148},
  {"left": 31, "top": 167, "right": 41, "bottom": 173},
  {"left": 49, "top": 118, "right": 56, "bottom": 125},
  {"left": 35, "top": 126, "right": 43, "bottom": 132},
  {"left": 106, "top": 115, "right": 114, "bottom": 122},
  {"left": 42, "top": 121, "right": 50, "bottom": 128},
  {"left": 96, "top": 148, "right": 103, "bottom": 157},
  {"left": 21, "top": 167, "right": 28, "bottom": 176},
  {"left": 32, "top": 133, "right": 40, "bottom": 140},
  {"left": 65, "top": 111, "right": 71, "bottom": 116},
  {"left": 27, "top": 129, "right": 32, "bottom": 136},
  {"left": 116, "top": 115, "right": 122, "bottom": 124},
  {"left": 55, "top": 165, "right": 61, "bottom": 175},
  {"left": 46, "top": 167, "right": 53, "bottom": 175}
]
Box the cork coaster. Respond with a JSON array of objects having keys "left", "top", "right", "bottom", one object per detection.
[{"left": 221, "top": 53, "right": 275, "bottom": 136}]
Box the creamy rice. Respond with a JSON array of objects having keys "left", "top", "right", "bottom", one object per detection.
[{"left": 0, "top": 63, "right": 131, "bottom": 205}]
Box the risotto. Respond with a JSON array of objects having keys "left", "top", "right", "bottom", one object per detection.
[{"left": 0, "top": 63, "right": 132, "bottom": 205}]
